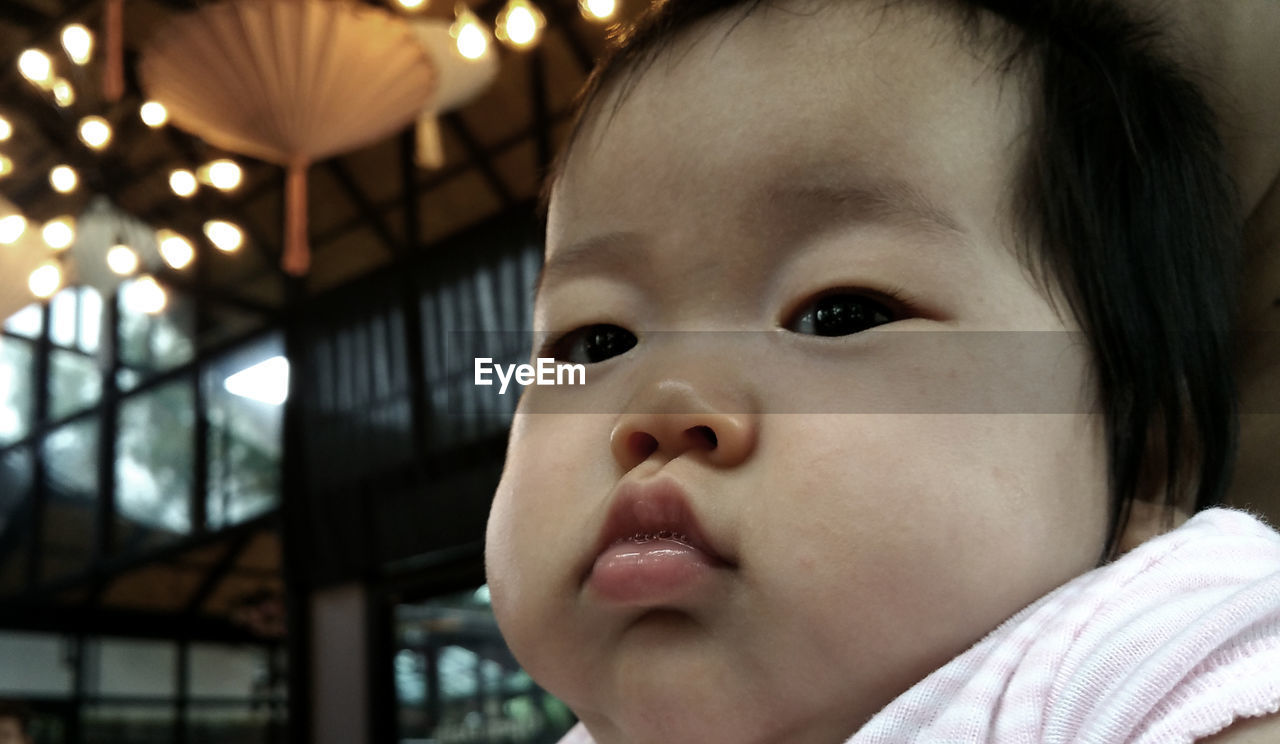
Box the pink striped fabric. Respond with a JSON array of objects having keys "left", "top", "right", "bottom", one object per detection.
[{"left": 556, "top": 508, "right": 1280, "bottom": 743}]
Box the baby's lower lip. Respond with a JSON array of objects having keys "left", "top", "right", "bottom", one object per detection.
[{"left": 587, "top": 537, "right": 722, "bottom": 605}]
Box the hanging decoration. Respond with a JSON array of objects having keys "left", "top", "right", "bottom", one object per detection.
[
  {"left": 410, "top": 18, "right": 499, "bottom": 168},
  {"left": 138, "top": 0, "right": 438, "bottom": 276}
]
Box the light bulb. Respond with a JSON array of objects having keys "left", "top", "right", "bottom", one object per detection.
[
  {"left": 0, "top": 116, "right": 11, "bottom": 141},
  {"left": 78, "top": 116, "right": 112, "bottom": 149},
  {"left": 42, "top": 217, "right": 76, "bottom": 250},
  {"left": 52, "top": 78, "right": 74, "bottom": 107},
  {"left": 140, "top": 101, "right": 168, "bottom": 128},
  {"left": 0, "top": 214, "right": 27, "bottom": 244},
  {"left": 50, "top": 165, "right": 77, "bottom": 193},
  {"left": 157, "top": 229, "right": 195, "bottom": 270},
  {"left": 0, "top": 156, "right": 13, "bottom": 178},
  {"left": 198, "top": 159, "right": 242, "bottom": 191},
  {"left": 169, "top": 169, "right": 197, "bottom": 197},
  {"left": 203, "top": 220, "right": 243, "bottom": 253},
  {"left": 61, "top": 24, "right": 93, "bottom": 65},
  {"left": 18, "top": 49, "right": 53, "bottom": 88},
  {"left": 496, "top": 0, "right": 545, "bottom": 48},
  {"left": 451, "top": 6, "right": 490, "bottom": 60},
  {"left": 124, "top": 275, "right": 167, "bottom": 315},
  {"left": 29, "top": 263, "right": 63, "bottom": 298},
  {"left": 579, "top": 0, "right": 617, "bottom": 21},
  {"left": 395, "top": 0, "right": 428, "bottom": 9},
  {"left": 106, "top": 244, "right": 139, "bottom": 275}
]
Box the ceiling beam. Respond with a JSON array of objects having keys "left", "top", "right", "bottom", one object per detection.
[
  {"left": 181, "top": 528, "right": 257, "bottom": 615},
  {"left": 442, "top": 112, "right": 517, "bottom": 208},
  {"left": 324, "top": 157, "right": 407, "bottom": 258}
]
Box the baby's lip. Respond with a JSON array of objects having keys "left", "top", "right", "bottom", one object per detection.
[{"left": 584, "top": 476, "right": 734, "bottom": 584}]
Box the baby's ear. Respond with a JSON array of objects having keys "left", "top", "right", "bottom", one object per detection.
[{"left": 1114, "top": 500, "right": 1191, "bottom": 555}]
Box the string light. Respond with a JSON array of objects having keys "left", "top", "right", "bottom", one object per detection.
[
  {"left": 61, "top": 24, "right": 94, "bottom": 65},
  {"left": 140, "top": 101, "right": 168, "bottom": 128},
  {"left": 106, "top": 243, "right": 139, "bottom": 275},
  {"left": 157, "top": 229, "right": 195, "bottom": 270},
  {"left": 78, "top": 116, "right": 113, "bottom": 150},
  {"left": 17, "top": 49, "right": 53, "bottom": 88},
  {"left": 394, "top": 0, "right": 428, "bottom": 10},
  {"left": 42, "top": 217, "right": 76, "bottom": 250},
  {"left": 203, "top": 220, "right": 243, "bottom": 253},
  {"left": 0, "top": 156, "right": 12, "bottom": 179},
  {"left": 495, "top": 0, "right": 545, "bottom": 49},
  {"left": 0, "top": 214, "right": 27, "bottom": 244},
  {"left": 29, "top": 263, "right": 63, "bottom": 298},
  {"left": 169, "top": 168, "right": 198, "bottom": 197},
  {"left": 579, "top": 0, "right": 617, "bottom": 21},
  {"left": 52, "top": 78, "right": 75, "bottom": 107},
  {"left": 124, "top": 275, "right": 167, "bottom": 315},
  {"left": 197, "top": 159, "right": 243, "bottom": 191},
  {"left": 451, "top": 5, "right": 490, "bottom": 60},
  {"left": 0, "top": 116, "right": 11, "bottom": 141},
  {"left": 50, "top": 165, "right": 78, "bottom": 193}
]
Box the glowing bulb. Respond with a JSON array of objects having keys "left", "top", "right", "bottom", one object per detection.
[
  {"left": 451, "top": 6, "right": 490, "bottom": 60},
  {"left": 169, "top": 169, "right": 197, "bottom": 197},
  {"left": 156, "top": 229, "right": 195, "bottom": 269},
  {"left": 496, "top": 0, "right": 545, "bottom": 48},
  {"left": 50, "top": 165, "right": 77, "bottom": 193},
  {"left": 78, "top": 116, "right": 112, "bottom": 149},
  {"left": 140, "top": 101, "right": 168, "bottom": 128},
  {"left": 579, "top": 0, "right": 616, "bottom": 20},
  {"left": 61, "top": 24, "right": 93, "bottom": 65},
  {"left": 0, "top": 116, "right": 11, "bottom": 141},
  {"left": 0, "top": 156, "right": 12, "bottom": 178},
  {"left": 106, "top": 244, "right": 139, "bottom": 275},
  {"left": 203, "top": 220, "right": 243, "bottom": 253},
  {"left": 0, "top": 215, "right": 27, "bottom": 244},
  {"left": 124, "top": 275, "right": 167, "bottom": 315},
  {"left": 395, "top": 0, "right": 428, "bottom": 9},
  {"left": 42, "top": 217, "right": 76, "bottom": 250},
  {"left": 29, "top": 263, "right": 63, "bottom": 298},
  {"left": 18, "top": 49, "right": 53, "bottom": 88},
  {"left": 52, "top": 78, "right": 74, "bottom": 107},
  {"left": 197, "top": 159, "right": 242, "bottom": 191}
]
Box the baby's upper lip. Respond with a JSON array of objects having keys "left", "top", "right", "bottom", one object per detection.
[{"left": 584, "top": 476, "right": 734, "bottom": 582}]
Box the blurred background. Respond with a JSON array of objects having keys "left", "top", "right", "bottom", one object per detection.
[{"left": 0, "top": 0, "right": 1276, "bottom": 742}]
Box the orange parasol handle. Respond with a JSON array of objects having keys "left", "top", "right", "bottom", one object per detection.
[
  {"left": 104, "top": 0, "right": 124, "bottom": 102},
  {"left": 283, "top": 162, "right": 311, "bottom": 276}
]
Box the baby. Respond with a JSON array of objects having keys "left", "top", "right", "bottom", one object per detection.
[{"left": 484, "top": 0, "right": 1280, "bottom": 742}]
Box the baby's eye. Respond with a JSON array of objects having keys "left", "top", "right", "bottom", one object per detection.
[
  {"left": 785, "top": 292, "right": 896, "bottom": 336},
  {"left": 545, "top": 324, "right": 638, "bottom": 364}
]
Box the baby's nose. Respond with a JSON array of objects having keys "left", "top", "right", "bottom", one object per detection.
[{"left": 609, "top": 379, "right": 758, "bottom": 472}]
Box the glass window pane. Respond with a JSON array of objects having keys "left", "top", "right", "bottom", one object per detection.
[
  {"left": 0, "top": 336, "right": 34, "bottom": 445},
  {"left": 49, "top": 349, "right": 102, "bottom": 420},
  {"left": 3, "top": 303, "right": 43, "bottom": 339},
  {"left": 82, "top": 704, "right": 175, "bottom": 744},
  {"left": 204, "top": 336, "right": 284, "bottom": 529},
  {"left": 41, "top": 419, "right": 98, "bottom": 581},
  {"left": 116, "top": 380, "right": 194, "bottom": 541},
  {"left": 188, "top": 706, "right": 280, "bottom": 744},
  {"left": 87, "top": 638, "right": 176, "bottom": 696},
  {"left": 395, "top": 585, "right": 576, "bottom": 743},
  {"left": 0, "top": 447, "right": 33, "bottom": 595},
  {"left": 0, "top": 631, "right": 74, "bottom": 696},
  {"left": 189, "top": 644, "right": 271, "bottom": 699},
  {"left": 118, "top": 281, "right": 194, "bottom": 387},
  {"left": 49, "top": 287, "right": 102, "bottom": 354}
]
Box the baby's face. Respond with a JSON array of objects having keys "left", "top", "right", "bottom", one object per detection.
[{"left": 487, "top": 3, "right": 1110, "bottom": 743}]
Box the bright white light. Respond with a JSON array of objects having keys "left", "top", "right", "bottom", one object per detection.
[
  {"left": 0, "top": 214, "right": 27, "bottom": 244},
  {"left": 18, "top": 49, "right": 53, "bottom": 87},
  {"left": 0, "top": 156, "right": 12, "bottom": 178},
  {"left": 199, "top": 159, "right": 242, "bottom": 191},
  {"left": 0, "top": 404, "right": 18, "bottom": 438},
  {"left": 224, "top": 355, "right": 290, "bottom": 406},
  {"left": 498, "top": 0, "right": 543, "bottom": 47},
  {"left": 123, "top": 275, "right": 167, "bottom": 315},
  {"left": 78, "top": 116, "right": 112, "bottom": 149},
  {"left": 580, "top": 0, "right": 616, "bottom": 21},
  {"left": 203, "top": 220, "right": 243, "bottom": 253},
  {"left": 50, "top": 165, "right": 77, "bottom": 193},
  {"left": 452, "top": 8, "right": 489, "bottom": 59},
  {"left": 61, "top": 24, "right": 93, "bottom": 65},
  {"left": 106, "top": 243, "right": 139, "bottom": 275},
  {"left": 395, "top": 0, "right": 428, "bottom": 9},
  {"left": 140, "top": 101, "right": 168, "bottom": 128},
  {"left": 0, "top": 116, "right": 11, "bottom": 141},
  {"left": 169, "top": 168, "right": 197, "bottom": 197},
  {"left": 29, "top": 263, "right": 62, "bottom": 298},
  {"left": 42, "top": 217, "right": 75, "bottom": 250},
  {"left": 51, "top": 78, "right": 74, "bottom": 107},
  {"left": 157, "top": 229, "right": 195, "bottom": 269}
]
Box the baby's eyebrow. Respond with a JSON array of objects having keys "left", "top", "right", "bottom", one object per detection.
[{"left": 535, "top": 231, "right": 645, "bottom": 299}]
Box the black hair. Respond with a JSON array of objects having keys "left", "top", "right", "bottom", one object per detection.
[{"left": 544, "top": 0, "right": 1242, "bottom": 560}]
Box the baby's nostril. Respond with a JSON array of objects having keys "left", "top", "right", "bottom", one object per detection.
[
  {"left": 629, "top": 431, "right": 659, "bottom": 460},
  {"left": 689, "top": 425, "right": 717, "bottom": 449}
]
